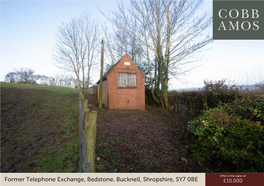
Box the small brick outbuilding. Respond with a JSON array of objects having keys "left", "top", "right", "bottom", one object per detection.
[{"left": 96, "top": 54, "right": 145, "bottom": 110}]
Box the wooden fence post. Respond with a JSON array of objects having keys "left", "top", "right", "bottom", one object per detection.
[
  {"left": 83, "top": 99, "right": 88, "bottom": 112},
  {"left": 79, "top": 95, "right": 83, "bottom": 172},
  {"left": 84, "top": 111, "right": 97, "bottom": 172}
]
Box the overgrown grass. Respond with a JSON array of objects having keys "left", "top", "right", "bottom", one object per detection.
[
  {"left": 0, "top": 82, "right": 79, "bottom": 95},
  {"left": 1, "top": 82, "right": 80, "bottom": 172}
]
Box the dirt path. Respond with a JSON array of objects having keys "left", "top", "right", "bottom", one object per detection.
[{"left": 87, "top": 93, "right": 204, "bottom": 172}]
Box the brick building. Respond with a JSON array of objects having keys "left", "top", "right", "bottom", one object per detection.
[{"left": 96, "top": 54, "right": 145, "bottom": 110}]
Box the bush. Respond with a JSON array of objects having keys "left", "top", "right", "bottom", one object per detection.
[
  {"left": 203, "top": 79, "right": 238, "bottom": 109},
  {"left": 165, "top": 80, "right": 239, "bottom": 118},
  {"left": 227, "top": 95, "right": 264, "bottom": 125},
  {"left": 168, "top": 90, "right": 204, "bottom": 117},
  {"left": 188, "top": 97, "right": 264, "bottom": 172}
]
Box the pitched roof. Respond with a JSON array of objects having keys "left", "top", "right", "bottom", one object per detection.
[
  {"left": 96, "top": 58, "right": 121, "bottom": 84},
  {"left": 96, "top": 54, "right": 143, "bottom": 84}
]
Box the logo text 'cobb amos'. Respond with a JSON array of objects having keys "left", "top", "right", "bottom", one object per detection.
[{"left": 213, "top": 0, "right": 264, "bottom": 40}]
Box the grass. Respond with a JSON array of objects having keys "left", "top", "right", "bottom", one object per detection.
[
  {"left": 4, "top": 81, "right": 258, "bottom": 172},
  {"left": 1, "top": 82, "right": 79, "bottom": 95},
  {"left": 1, "top": 82, "right": 80, "bottom": 172}
]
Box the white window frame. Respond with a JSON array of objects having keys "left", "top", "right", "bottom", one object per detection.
[{"left": 118, "top": 73, "right": 136, "bottom": 87}]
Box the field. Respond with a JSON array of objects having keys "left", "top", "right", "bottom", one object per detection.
[
  {"left": 4, "top": 82, "right": 261, "bottom": 172},
  {"left": 1, "top": 82, "right": 79, "bottom": 172},
  {"left": 1, "top": 82, "right": 206, "bottom": 172}
]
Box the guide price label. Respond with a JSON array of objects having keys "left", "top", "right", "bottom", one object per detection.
[{"left": 223, "top": 178, "right": 243, "bottom": 184}]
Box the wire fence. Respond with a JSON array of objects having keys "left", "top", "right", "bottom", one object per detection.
[{"left": 79, "top": 96, "right": 89, "bottom": 172}]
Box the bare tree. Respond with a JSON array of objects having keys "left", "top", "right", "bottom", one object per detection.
[
  {"left": 102, "top": 24, "right": 117, "bottom": 65},
  {"left": 37, "top": 75, "right": 50, "bottom": 85},
  {"left": 15, "top": 68, "right": 36, "bottom": 84},
  {"left": 52, "top": 74, "right": 60, "bottom": 86},
  {"left": 49, "top": 77, "right": 56, "bottom": 86},
  {"left": 105, "top": 0, "right": 212, "bottom": 108},
  {"left": 4, "top": 69, "right": 78, "bottom": 88},
  {"left": 4, "top": 72, "right": 18, "bottom": 83},
  {"left": 102, "top": 16, "right": 144, "bottom": 68},
  {"left": 53, "top": 12, "right": 100, "bottom": 93},
  {"left": 80, "top": 12, "right": 101, "bottom": 92},
  {"left": 53, "top": 18, "right": 86, "bottom": 93}
]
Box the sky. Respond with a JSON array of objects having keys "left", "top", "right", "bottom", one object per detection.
[{"left": 1, "top": 0, "right": 264, "bottom": 90}]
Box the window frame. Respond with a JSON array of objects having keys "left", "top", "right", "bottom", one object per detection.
[{"left": 118, "top": 73, "right": 137, "bottom": 88}]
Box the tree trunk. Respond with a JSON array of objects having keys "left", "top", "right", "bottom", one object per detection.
[
  {"left": 86, "top": 65, "right": 91, "bottom": 93},
  {"left": 99, "top": 40, "right": 104, "bottom": 108},
  {"left": 162, "top": 3, "right": 171, "bottom": 109}
]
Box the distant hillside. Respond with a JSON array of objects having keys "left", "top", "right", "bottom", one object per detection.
[{"left": 175, "top": 84, "right": 261, "bottom": 92}]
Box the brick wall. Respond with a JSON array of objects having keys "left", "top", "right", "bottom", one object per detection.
[
  {"left": 107, "top": 54, "right": 145, "bottom": 110},
  {"left": 97, "top": 54, "right": 145, "bottom": 110}
]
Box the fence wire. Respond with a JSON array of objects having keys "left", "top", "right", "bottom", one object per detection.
[{"left": 79, "top": 97, "right": 89, "bottom": 172}]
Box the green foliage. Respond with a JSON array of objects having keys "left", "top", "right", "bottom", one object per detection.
[
  {"left": 203, "top": 79, "right": 239, "bottom": 110},
  {"left": 226, "top": 97, "right": 264, "bottom": 124},
  {"left": 188, "top": 97, "right": 264, "bottom": 172}
]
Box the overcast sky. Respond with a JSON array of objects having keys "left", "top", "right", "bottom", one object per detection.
[{"left": 1, "top": 0, "right": 263, "bottom": 90}]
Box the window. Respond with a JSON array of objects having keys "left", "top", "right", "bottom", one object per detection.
[{"left": 118, "top": 73, "right": 136, "bottom": 87}]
